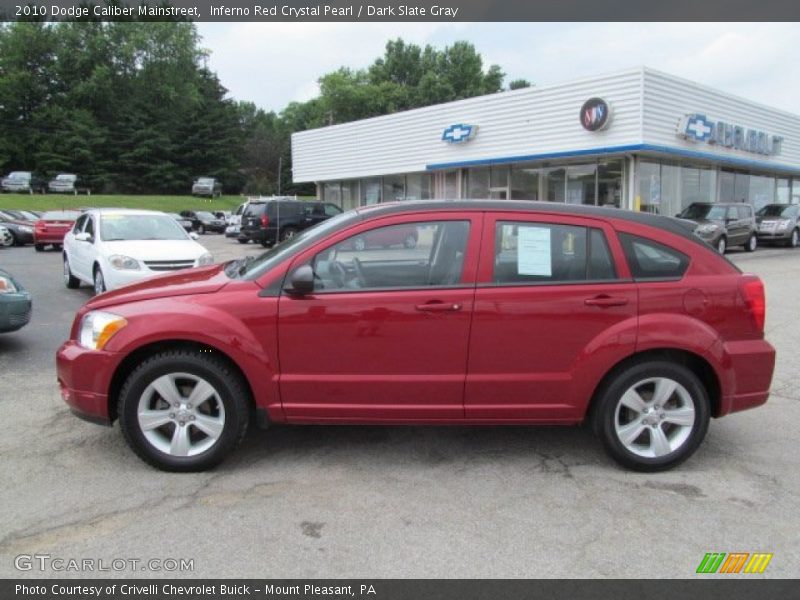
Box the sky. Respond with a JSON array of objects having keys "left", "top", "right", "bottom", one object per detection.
[{"left": 194, "top": 22, "right": 800, "bottom": 114}]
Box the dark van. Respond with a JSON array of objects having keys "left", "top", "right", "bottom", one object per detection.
[{"left": 239, "top": 198, "right": 343, "bottom": 247}]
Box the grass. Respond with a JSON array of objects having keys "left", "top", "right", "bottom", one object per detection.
[{"left": 0, "top": 194, "right": 316, "bottom": 213}]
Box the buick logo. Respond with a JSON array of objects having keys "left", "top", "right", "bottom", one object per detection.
[{"left": 580, "top": 98, "right": 611, "bottom": 131}]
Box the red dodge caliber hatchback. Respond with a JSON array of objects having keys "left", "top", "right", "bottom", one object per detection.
[{"left": 57, "top": 201, "right": 775, "bottom": 472}]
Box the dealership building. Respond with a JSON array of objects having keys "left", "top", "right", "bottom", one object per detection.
[{"left": 291, "top": 66, "right": 800, "bottom": 217}]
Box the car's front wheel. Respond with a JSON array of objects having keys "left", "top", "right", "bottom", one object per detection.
[
  {"left": 93, "top": 266, "right": 106, "bottom": 295},
  {"left": 787, "top": 229, "right": 799, "bottom": 248},
  {"left": 593, "top": 360, "right": 710, "bottom": 471},
  {"left": 118, "top": 350, "right": 250, "bottom": 471},
  {"left": 745, "top": 234, "right": 757, "bottom": 252},
  {"left": 716, "top": 236, "right": 727, "bottom": 254}
]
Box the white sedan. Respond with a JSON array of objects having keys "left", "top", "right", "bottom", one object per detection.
[{"left": 63, "top": 209, "right": 214, "bottom": 294}]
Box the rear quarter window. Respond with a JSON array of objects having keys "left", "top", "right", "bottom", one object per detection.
[{"left": 618, "top": 233, "right": 689, "bottom": 280}]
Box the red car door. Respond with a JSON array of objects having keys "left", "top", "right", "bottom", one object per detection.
[
  {"left": 277, "top": 213, "right": 482, "bottom": 421},
  {"left": 465, "top": 212, "right": 638, "bottom": 421}
]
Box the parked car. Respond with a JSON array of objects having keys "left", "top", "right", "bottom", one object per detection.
[
  {"left": 0, "top": 268, "right": 32, "bottom": 333},
  {"left": 179, "top": 210, "right": 226, "bottom": 234},
  {"left": 48, "top": 173, "right": 90, "bottom": 195},
  {"left": 349, "top": 223, "right": 418, "bottom": 250},
  {"left": 755, "top": 203, "right": 800, "bottom": 247},
  {"left": 56, "top": 200, "right": 775, "bottom": 473},
  {"left": 677, "top": 202, "right": 757, "bottom": 254},
  {"left": 225, "top": 201, "right": 248, "bottom": 240},
  {"left": 63, "top": 209, "right": 213, "bottom": 295},
  {"left": 0, "top": 212, "right": 35, "bottom": 246},
  {"left": 0, "top": 208, "right": 39, "bottom": 221},
  {"left": 167, "top": 212, "right": 194, "bottom": 233},
  {"left": 239, "top": 198, "right": 343, "bottom": 247},
  {"left": 191, "top": 177, "right": 222, "bottom": 198},
  {"left": 0, "top": 225, "right": 13, "bottom": 247},
  {"left": 34, "top": 210, "right": 80, "bottom": 251},
  {"left": 1, "top": 171, "right": 46, "bottom": 194}
]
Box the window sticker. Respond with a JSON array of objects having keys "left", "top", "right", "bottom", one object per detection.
[{"left": 517, "top": 226, "right": 552, "bottom": 276}]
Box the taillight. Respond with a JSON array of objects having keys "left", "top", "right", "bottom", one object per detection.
[
  {"left": 261, "top": 215, "right": 269, "bottom": 228},
  {"left": 741, "top": 276, "right": 766, "bottom": 333}
]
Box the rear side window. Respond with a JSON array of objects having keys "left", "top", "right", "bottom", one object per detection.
[
  {"left": 244, "top": 204, "right": 265, "bottom": 217},
  {"left": 493, "top": 222, "right": 617, "bottom": 284},
  {"left": 737, "top": 205, "right": 752, "bottom": 219},
  {"left": 618, "top": 233, "right": 689, "bottom": 280}
]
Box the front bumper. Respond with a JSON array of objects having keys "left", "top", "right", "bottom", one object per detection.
[
  {"left": 0, "top": 293, "right": 32, "bottom": 332},
  {"left": 2, "top": 183, "right": 31, "bottom": 192},
  {"left": 56, "top": 340, "right": 118, "bottom": 425},
  {"left": 718, "top": 338, "right": 776, "bottom": 416},
  {"left": 757, "top": 230, "right": 791, "bottom": 241}
]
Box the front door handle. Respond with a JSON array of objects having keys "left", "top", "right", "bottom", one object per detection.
[
  {"left": 584, "top": 295, "right": 629, "bottom": 307},
  {"left": 415, "top": 302, "right": 462, "bottom": 312}
]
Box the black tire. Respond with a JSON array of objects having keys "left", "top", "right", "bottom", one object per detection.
[
  {"left": 716, "top": 236, "right": 726, "bottom": 255},
  {"left": 744, "top": 233, "right": 757, "bottom": 252},
  {"left": 237, "top": 238, "right": 248, "bottom": 244},
  {"left": 93, "top": 266, "right": 106, "bottom": 295},
  {"left": 117, "top": 350, "right": 250, "bottom": 472},
  {"left": 63, "top": 256, "right": 80, "bottom": 289},
  {"left": 787, "top": 229, "right": 799, "bottom": 248},
  {"left": 34, "top": 244, "right": 45, "bottom": 252},
  {"left": 10, "top": 231, "right": 21, "bottom": 247},
  {"left": 260, "top": 240, "right": 269, "bottom": 248},
  {"left": 592, "top": 360, "right": 710, "bottom": 472},
  {"left": 280, "top": 227, "right": 297, "bottom": 242}
]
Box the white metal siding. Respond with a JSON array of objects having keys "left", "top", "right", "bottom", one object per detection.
[
  {"left": 641, "top": 68, "right": 800, "bottom": 172},
  {"left": 292, "top": 68, "right": 645, "bottom": 183}
]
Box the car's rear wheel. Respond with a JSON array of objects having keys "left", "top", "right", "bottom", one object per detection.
[
  {"left": 280, "top": 227, "right": 297, "bottom": 242},
  {"left": 34, "top": 244, "right": 45, "bottom": 252},
  {"left": 593, "top": 360, "right": 710, "bottom": 471},
  {"left": 716, "top": 236, "right": 727, "bottom": 254},
  {"left": 93, "top": 266, "right": 106, "bottom": 295},
  {"left": 63, "top": 256, "right": 80, "bottom": 289},
  {"left": 745, "top": 234, "right": 757, "bottom": 252},
  {"left": 118, "top": 350, "right": 250, "bottom": 472},
  {"left": 237, "top": 238, "right": 248, "bottom": 244}
]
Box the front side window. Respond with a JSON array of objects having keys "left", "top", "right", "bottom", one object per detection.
[
  {"left": 324, "top": 203, "right": 343, "bottom": 217},
  {"left": 309, "top": 221, "right": 470, "bottom": 292},
  {"left": 72, "top": 215, "right": 87, "bottom": 234},
  {"left": 493, "top": 222, "right": 617, "bottom": 284},
  {"left": 618, "top": 233, "right": 689, "bottom": 280}
]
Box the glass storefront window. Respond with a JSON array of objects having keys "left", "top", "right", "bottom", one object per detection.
[
  {"left": 566, "top": 164, "right": 597, "bottom": 205},
  {"left": 734, "top": 173, "right": 750, "bottom": 204},
  {"left": 361, "top": 178, "right": 381, "bottom": 205},
  {"left": 597, "top": 160, "right": 622, "bottom": 207},
  {"left": 490, "top": 166, "right": 509, "bottom": 189},
  {"left": 444, "top": 171, "right": 459, "bottom": 199},
  {"left": 749, "top": 176, "right": 775, "bottom": 211},
  {"left": 793, "top": 179, "right": 800, "bottom": 204},
  {"left": 719, "top": 171, "right": 735, "bottom": 203},
  {"left": 637, "top": 161, "right": 661, "bottom": 214},
  {"left": 776, "top": 179, "right": 790, "bottom": 203},
  {"left": 681, "top": 166, "right": 715, "bottom": 205},
  {"left": 543, "top": 168, "right": 565, "bottom": 202},
  {"left": 660, "top": 163, "right": 680, "bottom": 217},
  {"left": 383, "top": 175, "right": 405, "bottom": 202},
  {"left": 323, "top": 182, "right": 341, "bottom": 206},
  {"left": 405, "top": 173, "right": 431, "bottom": 200},
  {"left": 468, "top": 167, "right": 490, "bottom": 198},
  {"left": 510, "top": 165, "right": 539, "bottom": 200},
  {"left": 340, "top": 180, "right": 359, "bottom": 211}
]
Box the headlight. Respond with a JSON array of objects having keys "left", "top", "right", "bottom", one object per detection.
[
  {"left": 108, "top": 254, "right": 140, "bottom": 270},
  {"left": 19, "top": 225, "right": 33, "bottom": 233},
  {"left": 197, "top": 252, "right": 214, "bottom": 266},
  {"left": 696, "top": 224, "right": 719, "bottom": 234},
  {"left": 0, "top": 276, "right": 18, "bottom": 294},
  {"left": 78, "top": 311, "right": 127, "bottom": 350},
  {"left": 777, "top": 219, "right": 792, "bottom": 231}
]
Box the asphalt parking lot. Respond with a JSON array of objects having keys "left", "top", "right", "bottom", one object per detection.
[{"left": 0, "top": 234, "right": 798, "bottom": 578}]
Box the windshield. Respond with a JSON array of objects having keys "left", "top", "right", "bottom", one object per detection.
[
  {"left": 8, "top": 171, "right": 30, "bottom": 180},
  {"left": 757, "top": 204, "right": 794, "bottom": 217},
  {"left": 197, "top": 178, "right": 214, "bottom": 184},
  {"left": 100, "top": 213, "right": 189, "bottom": 241},
  {"left": 680, "top": 204, "right": 727, "bottom": 220},
  {"left": 56, "top": 174, "right": 77, "bottom": 181},
  {"left": 237, "top": 211, "right": 356, "bottom": 280},
  {"left": 195, "top": 211, "right": 215, "bottom": 220}
]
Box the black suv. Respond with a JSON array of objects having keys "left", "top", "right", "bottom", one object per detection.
[
  {"left": 179, "top": 210, "right": 227, "bottom": 234},
  {"left": 677, "top": 202, "right": 758, "bottom": 254},
  {"left": 239, "top": 199, "right": 343, "bottom": 247}
]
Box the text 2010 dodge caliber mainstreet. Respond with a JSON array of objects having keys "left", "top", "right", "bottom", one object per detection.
[{"left": 56, "top": 201, "right": 776, "bottom": 472}]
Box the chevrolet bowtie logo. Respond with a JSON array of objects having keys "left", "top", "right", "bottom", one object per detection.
[
  {"left": 442, "top": 124, "right": 477, "bottom": 143},
  {"left": 682, "top": 114, "right": 715, "bottom": 142}
]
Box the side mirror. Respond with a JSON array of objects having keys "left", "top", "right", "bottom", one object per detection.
[
  {"left": 189, "top": 232, "right": 199, "bottom": 240},
  {"left": 75, "top": 232, "right": 91, "bottom": 242},
  {"left": 285, "top": 264, "right": 315, "bottom": 296}
]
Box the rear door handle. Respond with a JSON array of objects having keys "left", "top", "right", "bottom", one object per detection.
[
  {"left": 584, "top": 295, "right": 629, "bottom": 307},
  {"left": 415, "top": 302, "right": 462, "bottom": 312}
]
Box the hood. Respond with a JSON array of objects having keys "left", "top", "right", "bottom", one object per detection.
[
  {"left": 679, "top": 217, "right": 723, "bottom": 227},
  {"left": 101, "top": 239, "right": 206, "bottom": 261},
  {"left": 85, "top": 263, "right": 232, "bottom": 310}
]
